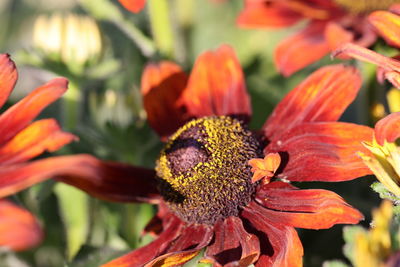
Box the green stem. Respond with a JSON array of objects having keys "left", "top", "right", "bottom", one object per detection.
[
  {"left": 148, "top": 0, "right": 174, "bottom": 58},
  {"left": 63, "top": 79, "right": 81, "bottom": 130},
  {"left": 80, "top": 0, "right": 156, "bottom": 57}
]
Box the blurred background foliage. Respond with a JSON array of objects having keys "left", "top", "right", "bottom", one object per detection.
[{"left": 0, "top": 0, "right": 393, "bottom": 266}]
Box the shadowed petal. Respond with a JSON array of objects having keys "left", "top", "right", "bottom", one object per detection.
[
  {"left": 242, "top": 202, "right": 303, "bottom": 267},
  {"left": 141, "top": 62, "right": 189, "bottom": 139},
  {"left": 0, "top": 119, "right": 77, "bottom": 164},
  {"left": 274, "top": 22, "right": 330, "bottom": 76},
  {"left": 103, "top": 214, "right": 184, "bottom": 267},
  {"left": 266, "top": 122, "right": 373, "bottom": 182},
  {"left": 375, "top": 112, "right": 400, "bottom": 145},
  {"left": 0, "top": 54, "right": 17, "bottom": 109},
  {"left": 0, "top": 200, "right": 43, "bottom": 251},
  {"left": 182, "top": 45, "right": 252, "bottom": 119},
  {"left": 118, "top": 0, "right": 146, "bottom": 13},
  {"left": 369, "top": 11, "right": 400, "bottom": 49},
  {"left": 0, "top": 155, "right": 159, "bottom": 203},
  {"left": 146, "top": 224, "right": 213, "bottom": 266},
  {"left": 0, "top": 77, "right": 68, "bottom": 145},
  {"left": 263, "top": 65, "right": 361, "bottom": 142},
  {"left": 206, "top": 216, "right": 260, "bottom": 266},
  {"left": 237, "top": 1, "right": 303, "bottom": 28},
  {"left": 255, "top": 182, "right": 363, "bottom": 229}
]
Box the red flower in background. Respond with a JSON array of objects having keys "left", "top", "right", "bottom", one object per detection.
[
  {"left": 237, "top": 0, "right": 399, "bottom": 76},
  {"left": 1, "top": 45, "right": 374, "bottom": 266},
  {"left": 0, "top": 54, "right": 76, "bottom": 251},
  {"left": 334, "top": 4, "right": 400, "bottom": 88}
]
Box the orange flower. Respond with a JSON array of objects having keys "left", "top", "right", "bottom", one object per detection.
[
  {"left": 237, "top": 0, "right": 399, "bottom": 76},
  {"left": 334, "top": 6, "right": 400, "bottom": 88},
  {"left": 22, "top": 45, "right": 376, "bottom": 266},
  {"left": 0, "top": 54, "right": 76, "bottom": 251}
]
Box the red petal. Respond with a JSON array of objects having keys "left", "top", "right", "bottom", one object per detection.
[
  {"left": 102, "top": 214, "right": 184, "bottom": 267},
  {"left": 141, "top": 62, "right": 189, "bottom": 139},
  {"left": 182, "top": 45, "right": 252, "bottom": 119},
  {"left": 266, "top": 122, "right": 373, "bottom": 182},
  {"left": 146, "top": 224, "right": 213, "bottom": 266},
  {"left": 0, "top": 77, "right": 68, "bottom": 145},
  {"left": 375, "top": 112, "right": 400, "bottom": 145},
  {"left": 206, "top": 216, "right": 260, "bottom": 266},
  {"left": 0, "top": 54, "right": 17, "bottom": 109},
  {"left": 237, "top": 1, "right": 303, "bottom": 28},
  {"left": 0, "top": 119, "right": 76, "bottom": 164},
  {"left": 0, "top": 155, "right": 159, "bottom": 203},
  {"left": 255, "top": 182, "right": 363, "bottom": 229},
  {"left": 369, "top": 11, "right": 400, "bottom": 49},
  {"left": 263, "top": 65, "right": 361, "bottom": 142},
  {"left": 0, "top": 200, "right": 43, "bottom": 251},
  {"left": 242, "top": 202, "right": 303, "bottom": 267},
  {"left": 118, "top": 0, "right": 146, "bottom": 13},
  {"left": 274, "top": 22, "right": 330, "bottom": 76}
]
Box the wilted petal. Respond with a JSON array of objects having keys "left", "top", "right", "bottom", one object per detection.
[
  {"left": 375, "top": 112, "right": 400, "bottom": 145},
  {"left": 237, "top": 1, "right": 303, "bottom": 28},
  {"left": 103, "top": 214, "right": 184, "bottom": 267},
  {"left": 118, "top": 0, "right": 146, "bottom": 13},
  {"left": 263, "top": 65, "right": 361, "bottom": 142},
  {"left": 0, "top": 155, "right": 159, "bottom": 203},
  {"left": 266, "top": 122, "right": 373, "bottom": 182},
  {"left": 275, "top": 22, "right": 330, "bottom": 76},
  {"left": 242, "top": 202, "right": 303, "bottom": 267},
  {"left": 369, "top": 11, "right": 400, "bottom": 49},
  {"left": 0, "top": 77, "right": 68, "bottom": 145},
  {"left": 0, "top": 54, "right": 17, "bottom": 109},
  {"left": 182, "top": 45, "right": 252, "bottom": 119},
  {"left": 0, "top": 200, "right": 43, "bottom": 251},
  {"left": 0, "top": 119, "right": 76, "bottom": 164},
  {"left": 146, "top": 224, "right": 213, "bottom": 266},
  {"left": 333, "top": 43, "right": 400, "bottom": 73},
  {"left": 255, "top": 182, "right": 363, "bottom": 229},
  {"left": 141, "top": 61, "right": 189, "bottom": 139},
  {"left": 206, "top": 216, "right": 260, "bottom": 266}
]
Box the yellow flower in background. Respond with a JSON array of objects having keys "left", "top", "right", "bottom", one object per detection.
[
  {"left": 32, "top": 13, "right": 102, "bottom": 73},
  {"left": 354, "top": 201, "right": 393, "bottom": 267},
  {"left": 388, "top": 88, "right": 400, "bottom": 113}
]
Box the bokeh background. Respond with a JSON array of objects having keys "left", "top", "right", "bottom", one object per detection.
[{"left": 0, "top": 0, "right": 387, "bottom": 266}]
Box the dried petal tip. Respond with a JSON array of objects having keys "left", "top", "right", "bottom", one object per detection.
[{"left": 248, "top": 153, "right": 281, "bottom": 184}]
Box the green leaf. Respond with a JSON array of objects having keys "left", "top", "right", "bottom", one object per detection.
[
  {"left": 55, "top": 183, "right": 90, "bottom": 261},
  {"left": 342, "top": 225, "right": 366, "bottom": 265},
  {"left": 371, "top": 182, "right": 400, "bottom": 203}
]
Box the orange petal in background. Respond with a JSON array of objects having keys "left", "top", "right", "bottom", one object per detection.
[
  {"left": 182, "top": 45, "right": 252, "bottom": 119},
  {"left": 369, "top": 11, "right": 400, "bottom": 49},
  {"left": 0, "top": 54, "right": 17, "bottom": 109},
  {"left": 0, "top": 119, "right": 77, "bottom": 165},
  {"left": 118, "top": 0, "right": 146, "bottom": 13},
  {"left": 237, "top": 1, "right": 303, "bottom": 28},
  {"left": 274, "top": 22, "right": 330, "bottom": 76},
  {"left": 0, "top": 200, "right": 43, "bottom": 251},
  {"left": 375, "top": 112, "right": 400, "bottom": 145},
  {"left": 141, "top": 61, "right": 189, "bottom": 139},
  {"left": 0, "top": 77, "right": 68, "bottom": 146}
]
